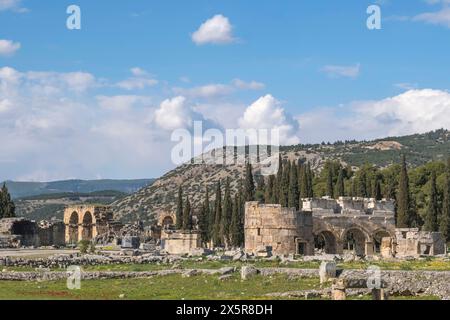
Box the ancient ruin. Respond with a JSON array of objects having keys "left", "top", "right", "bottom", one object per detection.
[{"left": 244, "top": 197, "right": 446, "bottom": 258}]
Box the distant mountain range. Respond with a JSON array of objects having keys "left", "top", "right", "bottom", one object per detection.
[{"left": 3, "top": 179, "right": 155, "bottom": 199}]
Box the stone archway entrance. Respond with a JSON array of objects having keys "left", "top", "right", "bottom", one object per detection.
[
  {"left": 314, "top": 230, "right": 339, "bottom": 254},
  {"left": 343, "top": 228, "right": 367, "bottom": 256},
  {"left": 162, "top": 216, "right": 174, "bottom": 229},
  {"left": 68, "top": 212, "right": 79, "bottom": 244},
  {"left": 81, "top": 212, "right": 93, "bottom": 241},
  {"left": 373, "top": 230, "right": 391, "bottom": 254}
]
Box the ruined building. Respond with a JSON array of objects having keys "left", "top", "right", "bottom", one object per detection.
[
  {"left": 63, "top": 205, "right": 122, "bottom": 244},
  {"left": 244, "top": 197, "right": 444, "bottom": 257},
  {"left": 0, "top": 218, "right": 65, "bottom": 248}
]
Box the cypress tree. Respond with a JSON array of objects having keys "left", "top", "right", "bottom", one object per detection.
[
  {"left": 373, "top": 178, "right": 383, "bottom": 201},
  {"left": 175, "top": 186, "right": 183, "bottom": 230},
  {"left": 265, "top": 175, "right": 274, "bottom": 204},
  {"left": 220, "top": 178, "right": 232, "bottom": 246},
  {"left": 300, "top": 164, "right": 308, "bottom": 199},
  {"left": 326, "top": 163, "right": 334, "bottom": 198},
  {"left": 357, "top": 169, "right": 368, "bottom": 198},
  {"left": 212, "top": 181, "right": 222, "bottom": 247},
  {"left": 397, "top": 155, "right": 411, "bottom": 228},
  {"left": 307, "top": 163, "right": 314, "bottom": 198},
  {"left": 230, "top": 194, "right": 242, "bottom": 247},
  {"left": 288, "top": 161, "right": 299, "bottom": 209},
  {"left": 199, "top": 188, "right": 210, "bottom": 244},
  {"left": 244, "top": 163, "right": 255, "bottom": 202},
  {"left": 182, "top": 197, "right": 192, "bottom": 230},
  {"left": 424, "top": 171, "right": 439, "bottom": 232},
  {"left": 439, "top": 158, "right": 450, "bottom": 241},
  {"left": 280, "top": 161, "right": 290, "bottom": 207},
  {"left": 336, "top": 168, "right": 345, "bottom": 197}
]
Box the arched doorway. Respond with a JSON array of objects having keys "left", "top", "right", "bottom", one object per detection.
[
  {"left": 343, "top": 228, "right": 367, "bottom": 256},
  {"left": 81, "top": 212, "right": 93, "bottom": 241},
  {"left": 68, "top": 212, "right": 79, "bottom": 244},
  {"left": 162, "top": 216, "right": 174, "bottom": 229},
  {"left": 373, "top": 230, "right": 391, "bottom": 254},
  {"left": 314, "top": 230, "right": 338, "bottom": 254}
]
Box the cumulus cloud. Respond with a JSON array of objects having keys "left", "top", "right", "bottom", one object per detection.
[
  {"left": 414, "top": 7, "right": 450, "bottom": 28},
  {"left": 192, "top": 14, "right": 236, "bottom": 45},
  {"left": 238, "top": 95, "right": 301, "bottom": 145},
  {"left": 117, "top": 67, "right": 158, "bottom": 90},
  {"left": 0, "top": 39, "right": 21, "bottom": 56},
  {"left": 154, "top": 96, "right": 194, "bottom": 130},
  {"left": 0, "top": 0, "right": 26, "bottom": 12},
  {"left": 321, "top": 63, "right": 361, "bottom": 79},
  {"left": 96, "top": 95, "right": 151, "bottom": 112},
  {"left": 297, "top": 89, "right": 450, "bottom": 143},
  {"left": 173, "top": 84, "right": 233, "bottom": 99},
  {"left": 232, "top": 79, "right": 265, "bottom": 90}
]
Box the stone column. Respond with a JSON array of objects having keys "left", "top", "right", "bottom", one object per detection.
[
  {"left": 331, "top": 279, "right": 346, "bottom": 300},
  {"left": 365, "top": 241, "right": 374, "bottom": 256}
]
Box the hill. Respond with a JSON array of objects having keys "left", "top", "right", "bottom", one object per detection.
[
  {"left": 112, "top": 129, "right": 450, "bottom": 224},
  {"left": 2, "top": 179, "right": 155, "bottom": 199}
]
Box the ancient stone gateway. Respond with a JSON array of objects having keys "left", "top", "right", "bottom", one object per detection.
[
  {"left": 306, "top": 197, "right": 396, "bottom": 256},
  {"left": 244, "top": 202, "right": 315, "bottom": 256},
  {"left": 63, "top": 205, "right": 114, "bottom": 244},
  {"left": 157, "top": 211, "right": 176, "bottom": 229},
  {"left": 244, "top": 197, "right": 396, "bottom": 257}
]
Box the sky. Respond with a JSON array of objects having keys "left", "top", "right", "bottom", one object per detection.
[{"left": 1, "top": 0, "right": 450, "bottom": 181}]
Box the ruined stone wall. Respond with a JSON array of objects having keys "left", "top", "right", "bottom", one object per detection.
[
  {"left": 244, "top": 202, "right": 314, "bottom": 256},
  {"left": 161, "top": 231, "right": 201, "bottom": 255},
  {"left": 394, "top": 229, "right": 447, "bottom": 257}
]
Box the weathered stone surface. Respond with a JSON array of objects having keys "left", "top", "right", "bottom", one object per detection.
[
  {"left": 241, "top": 266, "right": 258, "bottom": 280},
  {"left": 319, "top": 261, "right": 337, "bottom": 284}
]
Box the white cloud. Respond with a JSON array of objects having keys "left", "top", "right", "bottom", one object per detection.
[
  {"left": 0, "top": 39, "right": 21, "bottom": 56},
  {"left": 297, "top": 89, "right": 450, "bottom": 143},
  {"left": 173, "top": 84, "right": 233, "bottom": 99},
  {"left": 232, "top": 79, "right": 265, "bottom": 90},
  {"left": 117, "top": 67, "right": 158, "bottom": 90},
  {"left": 414, "top": 7, "right": 450, "bottom": 28},
  {"left": 154, "top": 96, "right": 193, "bottom": 130},
  {"left": 96, "top": 95, "right": 151, "bottom": 112},
  {"left": 192, "top": 14, "right": 236, "bottom": 45},
  {"left": 238, "top": 95, "right": 301, "bottom": 145},
  {"left": 0, "top": 0, "right": 26, "bottom": 12},
  {"left": 321, "top": 63, "right": 361, "bottom": 79}
]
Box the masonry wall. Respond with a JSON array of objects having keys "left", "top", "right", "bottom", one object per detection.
[
  {"left": 244, "top": 202, "right": 314, "bottom": 256},
  {"left": 161, "top": 231, "right": 202, "bottom": 255}
]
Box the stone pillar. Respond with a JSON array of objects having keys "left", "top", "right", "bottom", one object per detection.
[
  {"left": 78, "top": 224, "right": 84, "bottom": 241},
  {"left": 365, "top": 241, "right": 374, "bottom": 256},
  {"left": 335, "top": 241, "right": 344, "bottom": 255}
]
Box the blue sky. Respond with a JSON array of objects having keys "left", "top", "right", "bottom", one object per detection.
[{"left": 1, "top": 0, "right": 450, "bottom": 181}]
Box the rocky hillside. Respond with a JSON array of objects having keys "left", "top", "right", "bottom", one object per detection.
[{"left": 112, "top": 129, "right": 450, "bottom": 224}]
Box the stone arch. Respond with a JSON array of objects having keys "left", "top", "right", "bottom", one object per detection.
[
  {"left": 161, "top": 216, "right": 174, "bottom": 228},
  {"left": 372, "top": 229, "right": 393, "bottom": 254},
  {"left": 68, "top": 211, "right": 79, "bottom": 244},
  {"left": 314, "top": 230, "right": 339, "bottom": 254},
  {"left": 81, "top": 211, "right": 93, "bottom": 241},
  {"left": 342, "top": 227, "right": 369, "bottom": 256}
]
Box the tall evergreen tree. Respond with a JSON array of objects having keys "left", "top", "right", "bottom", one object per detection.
[
  {"left": 373, "top": 176, "right": 383, "bottom": 201},
  {"left": 439, "top": 158, "right": 450, "bottom": 241},
  {"left": 198, "top": 188, "right": 210, "bottom": 244},
  {"left": 307, "top": 163, "right": 314, "bottom": 198},
  {"left": 288, "top": 161, "right": 299, "bottom": 209},
  {"left": 212, "top": 181, "right": 222, "bottom": 247},
  {"left": 279, "top": 161, "right": 290, "bottom": 207},
  {"left": 357, "top": 169, "right": 368, "bottom": 198},
  {"left": 182, "top": 197, "right": 192, "bottom": 230},
  {"left": 175, "top": 186, "right": 183, "bottom": 230},
  {"left": 230, "top": 194, "right": 243, "bottom": 247},
  {"left": 220, "top": 178, "right": 232, "bottom": 246},
  {"left": 326, "top": 163, "right": 334, "bottom": 198},
  {"left": 397, "top": 155, "right": 412, "bottom": 228},
  {"left": 424, "top": 171, "right": 439, "bottom": 232},
  {"left": 299, "top": 164, "right": 308, "bottom": 199},
  {"left": 265, "top": 175, "right": 274, "bottom": 204},
  {"left": 244, "top": 163, "right": 255, "bottom": 202},
  {"left": 336, "top": 168, "right": 345, "bottom": 197}
]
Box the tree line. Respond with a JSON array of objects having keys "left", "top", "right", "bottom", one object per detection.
[
  {"left": 0, "top": 183, "right": 15, "bottom": 219},
  {"left": 174, "top": 154, "right": 450, "bottom": 246}
]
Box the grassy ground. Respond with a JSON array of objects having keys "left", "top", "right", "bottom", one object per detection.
[
  {"left": 0, "top": 274, "right": 321, "bottom": 300},
  {"left": 4, "top": 257, "right": 449, "bottom": 272}
]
